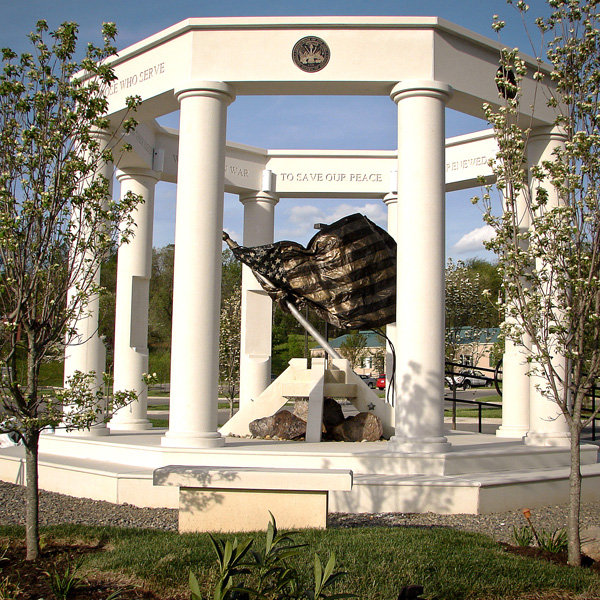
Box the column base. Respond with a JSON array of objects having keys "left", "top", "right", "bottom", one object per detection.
[
  {"left": 55, "top": 425, "right": 111, "bottom": 438},
  {"left": 523, "top": 431, "right": 571, "bottom": 447},
  {"left": 387, "top": 435, "right": 451, "bottom": 454},
  {"left": 109, "top": 419, "right": 154, "bottom": 432},
  {"left": 161, "top": 431, "right": 225, "bottom": 448},
  {"left": 496, "top": 425, "right": 530, "bottom": 439}
]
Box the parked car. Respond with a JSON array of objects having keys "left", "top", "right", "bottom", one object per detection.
[
  {"left": 358, "top": 374, "right": 377, "bottom": 389},
  {"left": 376, "top": 374, "right": 386, "bottom": 389},
  {"left": 447, "top": 369, "right": 488, "bottom": 390}
]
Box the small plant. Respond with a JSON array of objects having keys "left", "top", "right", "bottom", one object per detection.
[
  {"left": 44, "top": 556, "right": 85, "bottom": 599},
  {"left": 105, "top": 587, "right": 137, "bottom": 600},
  {"left": 515, "top": 508, "right": 569, "bottom": 554},
  {"left": 307, "top": 552, "right": 353, "bottom": 600},
  {"left": 0, "top": 575, "right": 21, "bottom": 600},
  {"left": 538, "top": 528, "right": 568, "bottom": 554},
  {"left": 190, "top": 514, "right": 355, "bottom": 600},
  {"left": 0, "top": 542, "right": 8, "bottom": 564},
  {"left": 511, "top": 525, "right": 534, "bottom": 548}
]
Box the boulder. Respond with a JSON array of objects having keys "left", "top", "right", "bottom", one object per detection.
[
  {"left": 581, "top": 526, "right": 600, "bottom": 561},
  {"left": 292, "top": 399, "right": 309, "bottom": 421},
  {"left": 249, "top": 410, "right": 306, "bottom": 440},
  {"left": 293, "top": 397, "right": 345, "bottom": 433},
  {"left": 330, "top": 412, "right": 383, "bottom": 442},
  {"left": 323, "top": 397, "right": 345, "bottom": 429}
]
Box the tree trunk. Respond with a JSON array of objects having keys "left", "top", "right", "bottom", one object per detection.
[
  {"left": 24, "top": 430, "right": 40, "bottom": 561},
  {"left": 567, "top": 423, "right": 582, "bottom": 566}
]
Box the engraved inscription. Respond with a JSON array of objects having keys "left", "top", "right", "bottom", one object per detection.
[
  {"left": 446, "top": 156, "right": 488, "bottom": 172},
  {"left": 279, "top": 172, "right": 383, "bottom": 183},
  {"left": 107, "top": 61, "right": 166, "bottom": 96},
  {"left": 225, "top": 164, "right": 250, "bottom": 178}
]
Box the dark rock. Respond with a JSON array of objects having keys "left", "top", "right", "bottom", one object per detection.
[
  {"left": 293, "top": 397, "right": 344, "bottom": 435},
  {"left": 323, "top": 397, "right": 345, "bottom": 429},
  {"left": 330, "top": 412, "right": 383, "bottom": 442},
  {"left": 249, "top": 410, "right": 306, "bottom": 440}
]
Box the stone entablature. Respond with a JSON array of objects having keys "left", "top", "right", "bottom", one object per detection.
[
  {"left": 122, "top": 125, "right": 497, "bottom": 196},
  {"left": 97, "top": 16, "right": 555, "bottom": 127}
]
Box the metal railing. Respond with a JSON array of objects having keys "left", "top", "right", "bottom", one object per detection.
[{"left": 444, "top": 361, "right": 599, "bottom": 440}]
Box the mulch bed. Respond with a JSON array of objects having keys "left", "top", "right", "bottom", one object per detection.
[
  {"left": 0, "top": 539, "right": 185, "bottom": 600},
  {"left": 0, "top": 538, "right": 597, "bottom": 599},
  {"left": 501, "top": 542, "right": 600, "bottom": 574}
]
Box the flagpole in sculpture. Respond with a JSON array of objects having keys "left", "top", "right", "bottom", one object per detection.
[{"left": 223, "top": 232, "right": 341, "bottom": 359}]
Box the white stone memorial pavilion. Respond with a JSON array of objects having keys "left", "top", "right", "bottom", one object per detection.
[{"left": 0, "top": 17, "right": 598, "bottom": 525}]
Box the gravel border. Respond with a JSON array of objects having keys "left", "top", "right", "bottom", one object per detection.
[{"left": 0, "top": 480, "right": 598, "bottom": 544}]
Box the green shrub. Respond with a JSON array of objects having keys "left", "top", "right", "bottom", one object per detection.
[
  {"left": 511, "top": 525, "right": 534, "bottom": 547},
  {"left": 191, "top": 515, "right": 355, "bottom": 600},
  {"left": 538, "top": 528, "right": 568, "bottom": 554},
  {"left": 44, "top": 556, "right": 85, "bottom": 599}
]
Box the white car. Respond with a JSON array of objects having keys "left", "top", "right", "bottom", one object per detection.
[{"left": 446, "top": 370, "right": 488, "bottom": 390}]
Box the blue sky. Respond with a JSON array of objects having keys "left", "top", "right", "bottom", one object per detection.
[{"left": 1, "top": 0, "right": 553, "bottom": 260}]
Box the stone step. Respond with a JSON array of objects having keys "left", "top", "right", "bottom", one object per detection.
[
  {"left": 331, "top": 462, "right": 600, "bottom": 514},
  {"left": 2, "top": 441, "right": 599, "bottom": 515},
  {"left": 282, "top": 382, "right": 357, "bottom": 398}
]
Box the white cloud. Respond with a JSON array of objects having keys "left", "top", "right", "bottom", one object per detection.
[
  {"left": 279, "top": 201, "right": 389, "bottom": 244},
  {"left": 289, "top": 204, "right": 324, "bottom": 224},
  {"left": 451, "top": 225, "right": 495, "bottom": 254}
]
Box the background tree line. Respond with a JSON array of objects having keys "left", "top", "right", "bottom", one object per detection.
[{"left": 96, "top": 247, "right": 502, "bottom": 384}]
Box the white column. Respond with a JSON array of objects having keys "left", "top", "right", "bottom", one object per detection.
[
  {"left": 383, "top": 191, "right": 397, "bottom": 408},
  {"left": 238, "top": 190, "right": 278, "bottom": 410},
  {"left": 496, "top": 336, "right": 531, "bottom": 438},
  {"left": 388, "top": 81, "right": 452, "bottom": 453},
  {"left": 109, "top": 168, "right": 159, "bottom": 431},
  {"left": 524, "top": 126, "right": 570, "bottom": 447},
  {"left": 62, "top": 132, "right": 112, "bottom": 436},
  {"left": 497, "top": 187, "right": 531, "bottom": 439},
  {"left": 162, "top": 81, "right": 235, "bottom": 448}
]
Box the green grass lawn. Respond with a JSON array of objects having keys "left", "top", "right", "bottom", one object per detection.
[
  {"left": 1, "top": 523, "right": 598, "bottom": 600},
  {"left": 445, "top": 407, "right": 503, "bottom": 419}
]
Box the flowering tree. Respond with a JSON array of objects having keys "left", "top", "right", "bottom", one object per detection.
[
  {"left": 0, "top": 20, "right": 142, "bottom": 560},
  {"left": 219, "top": 287, "right": 242, "bottom": 419},
  {"left": 445, "top": 259, "right": 495, "bottom": 370},
  {"left": 477, "top": 0, "right": 600, "bottom": 565}
]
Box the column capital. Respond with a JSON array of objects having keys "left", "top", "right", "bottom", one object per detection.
[
  {"left": 115, "top": 167, "right": 161, "bottom": 183},
  {"left": 174, "top": 80, "right": 236, "bottom": 106},
  {"left": 239, "top": 191, "right": 279, "bottom": 207},
  {"left": 390, "top": 80, "right": 453, "bottom": 105},
  {"left": 529, "top": 125, "right": 568, "bottom": 144},
  {"left": 89, "top": 127, "right": 115, "bottom": 142},
  {"left": 383, "top": 192, "right": 397, "bottom": 207}
]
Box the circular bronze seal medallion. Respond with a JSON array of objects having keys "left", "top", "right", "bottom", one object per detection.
[{"left": 292, "top": 36, "right": 330, "bottom": 72}]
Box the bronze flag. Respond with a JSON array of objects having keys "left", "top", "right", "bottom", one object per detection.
[{"left": 224, "top": 213, "right": 396, "bottom": 330}]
